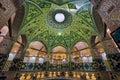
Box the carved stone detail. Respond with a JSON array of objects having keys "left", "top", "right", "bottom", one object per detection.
[
  {"left": 97, "top": 0, "right": 120, "bottom": 32},
  {"left": 0, "top": 0, "right": 16, "bottom": 29}
]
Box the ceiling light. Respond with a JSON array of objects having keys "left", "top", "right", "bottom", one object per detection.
[
  {"left": 55, "top": 13, "right": 65, "bottom": 22},
  {"left": 58, "top": 32, "right": 61, "bottom": 36}
]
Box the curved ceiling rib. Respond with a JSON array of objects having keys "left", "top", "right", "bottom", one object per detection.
[{"left": 19, "top": 0, "right": 101, "bottom": 50}]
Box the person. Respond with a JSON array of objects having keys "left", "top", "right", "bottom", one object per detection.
[{"left": 0, "top": 72, "right": 7, "bottom": 80}]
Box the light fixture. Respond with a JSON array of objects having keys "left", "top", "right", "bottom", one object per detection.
[
  {"left": 53, "top": 72, "right": 56, "bottom": 77},
  {"left": 49, "top": 72, "right": 52, "bottom": 78},
  {"left": 41, "top": 72, "right": 44, "bottom": 78},
  {"left": 73, "top": 72, "right": 76, "bottom": 78},
  {"left": 57, "top": 72, "right": 61, "bottom": 76},
  {"left": 77, "top": 72, "right": 80, "bottom": 78},
  {"left": 65, "top": 72, "right": 69, "bottom": 78},
  {"left": 58, "top": 32, "right": 61, "bottom": 36},
  {"left": 55, "top": 13, "right": 65, "bottom": 22},
  {"left": 37, "top": 72, "right": 41, "bottom": 79},
  {"left": 91, "top": 73, "right": 96, "bottom": 80}
]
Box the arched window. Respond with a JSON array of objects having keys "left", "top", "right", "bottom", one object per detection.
[
  {"left": 24, "top": 41, "right": 47, "bottom": 63},
  {"left": 0, "top": 26, "right": 9, "bottom": 42},
  {"left": 50, "top": 46, "right": 68, "bottom": 64},
  {"left": 72, "top": 42, "right": 92, "bottom": 63}
]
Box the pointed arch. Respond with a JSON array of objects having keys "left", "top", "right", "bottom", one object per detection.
[
  {"left": 24, "top": 41, "right": 47, "bottom": 63},
  {"left": 50, "top": 46, "right": 68, "bottom": 64},
  {"left": 8, "top": 35, "right": 27, "bottom": 61},
  {"left": 92, "top": 7, "right": 105, "bottom": 38},
  {"left": 91, "top": 35, "right": 105, "bottom": 58},
  {"left": 71, "top": 41, "right": 92, "bottom": 63},
  {"left": 12, "top": 5, "right": 25, "bottom": 37}
]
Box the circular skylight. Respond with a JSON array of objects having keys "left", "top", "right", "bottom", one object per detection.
[
  {"left": 55, "top": 13, "right": 65, "bottom": 22},
  {"left": 47, "top": 9, "right": 72, "bottom": 29}
]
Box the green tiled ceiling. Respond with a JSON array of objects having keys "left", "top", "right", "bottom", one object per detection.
[{"left": 19, "top": 0, "right": 100, "bottom": 50}]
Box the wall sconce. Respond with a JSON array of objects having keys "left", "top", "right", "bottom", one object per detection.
[
  {"left": 37, "top": 72, "right": 41, "bottom": 79},
  {"left": 26, "top": 73, "right": 31, "bottom": 80},
  {"left": 77, "top": 72, "right": 80, "bottom": 78},
  {"left": 91, "top": 73, "right": 96, "bottom": 80},
  {"left": 41, "top": 72, "right": 44, "bottom": 78},
  {"left": 53, "top": 72, "right": 56, "bottom": 77},
  {"left": 20, "top": 73, "right": 25, "bottom": 80},
  {"left": 73, "top": 72, "right": 76, "bottom": 78},
  {"left": 57, "top": 72, "right": 61, "bottom": 76},
  {"left": 65, "top": 72, "right": 69, "bottom": 78},
  {"left": 86, "top": 73, "right": 90, "bottom": 80},
  {"left": 49, "top": 72, "right": 52, "bottom": 78}
]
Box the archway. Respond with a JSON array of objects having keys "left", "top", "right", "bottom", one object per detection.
[
  {"left": 50, "top": 46, "right": 69, "bottom": 70},
  {"left": 23, "top": 41, "right": 47, "bottom": 70},
  {"left": 3, "top": 35, "right": 27, "bottom": 71},
  {"left": 92, "top": 7, "right": 105, "bottom": 39},
  {"left": 91, "top": 36, "right": 105, "bottom": 58},
  {"left": 71, "top": 41, "right": 92, "bottom": 70},
  {"left": 91, "top": 36, "right": 109, "bottom": 71},
  {"left": 8, "top": 36, "right": 22, "bottom": 61},
  {"left": 12, "top": 6, "right": 25, "bottom": 37},
  {"left": 24, "top": 41, "right": 47, "bottom": 63},
  {"left": 50, "top": 46, "right": 68, "bottom": 64},
  {"left": 72, "top": 42, "right": 92, "bottom": 63}
]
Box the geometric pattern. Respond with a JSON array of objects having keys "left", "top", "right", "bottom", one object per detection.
[
  {"left": 19, "top": 0, "right": 100, "bottom": 50},
  {"left": 47, "top": 9, "right": 72, "bottom": 29}
]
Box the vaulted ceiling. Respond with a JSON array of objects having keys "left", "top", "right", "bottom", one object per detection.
[{"left": 19, "top": 0, "right": 100, "bottom": 50}]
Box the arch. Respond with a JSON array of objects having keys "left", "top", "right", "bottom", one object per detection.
[
  {"left": 91, "top": 35, "right": 105, "bottom": 57},
  {"left": 12, "top": 5, "right": 25, "bottom": 37},
  {"left": 92, "top": 7, "right": 105, "bottom": 39},
  {"left": 8, "top": 35, "right": 27, "bottom": 61},
  {"left": 50, "top": 44, "right": 68, "bottom": 52},
  {"left": 95, "top": 36, "right": 104, "bottom": 52},
  {"left": 0, "top": 25, "right": 9, "bottom": 43},
  {"left": 51, "top": 46, "right": 67, "bottom": 53},
  {"left": 71, "top": 41, "right": 92, "bottom": 63},
  {"left": 24, "top": 41, "right": 47, "bottom": 63},
  {"left": 50, "top": 46, "right": 68, "bottom": 64},
  {"left": 70, "top": 40, "right": 89, "bottom": 51}
]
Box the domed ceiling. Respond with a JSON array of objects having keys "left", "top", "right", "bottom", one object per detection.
[{"left": 19, "top": 0, "right": 100, "bottom": 50}]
